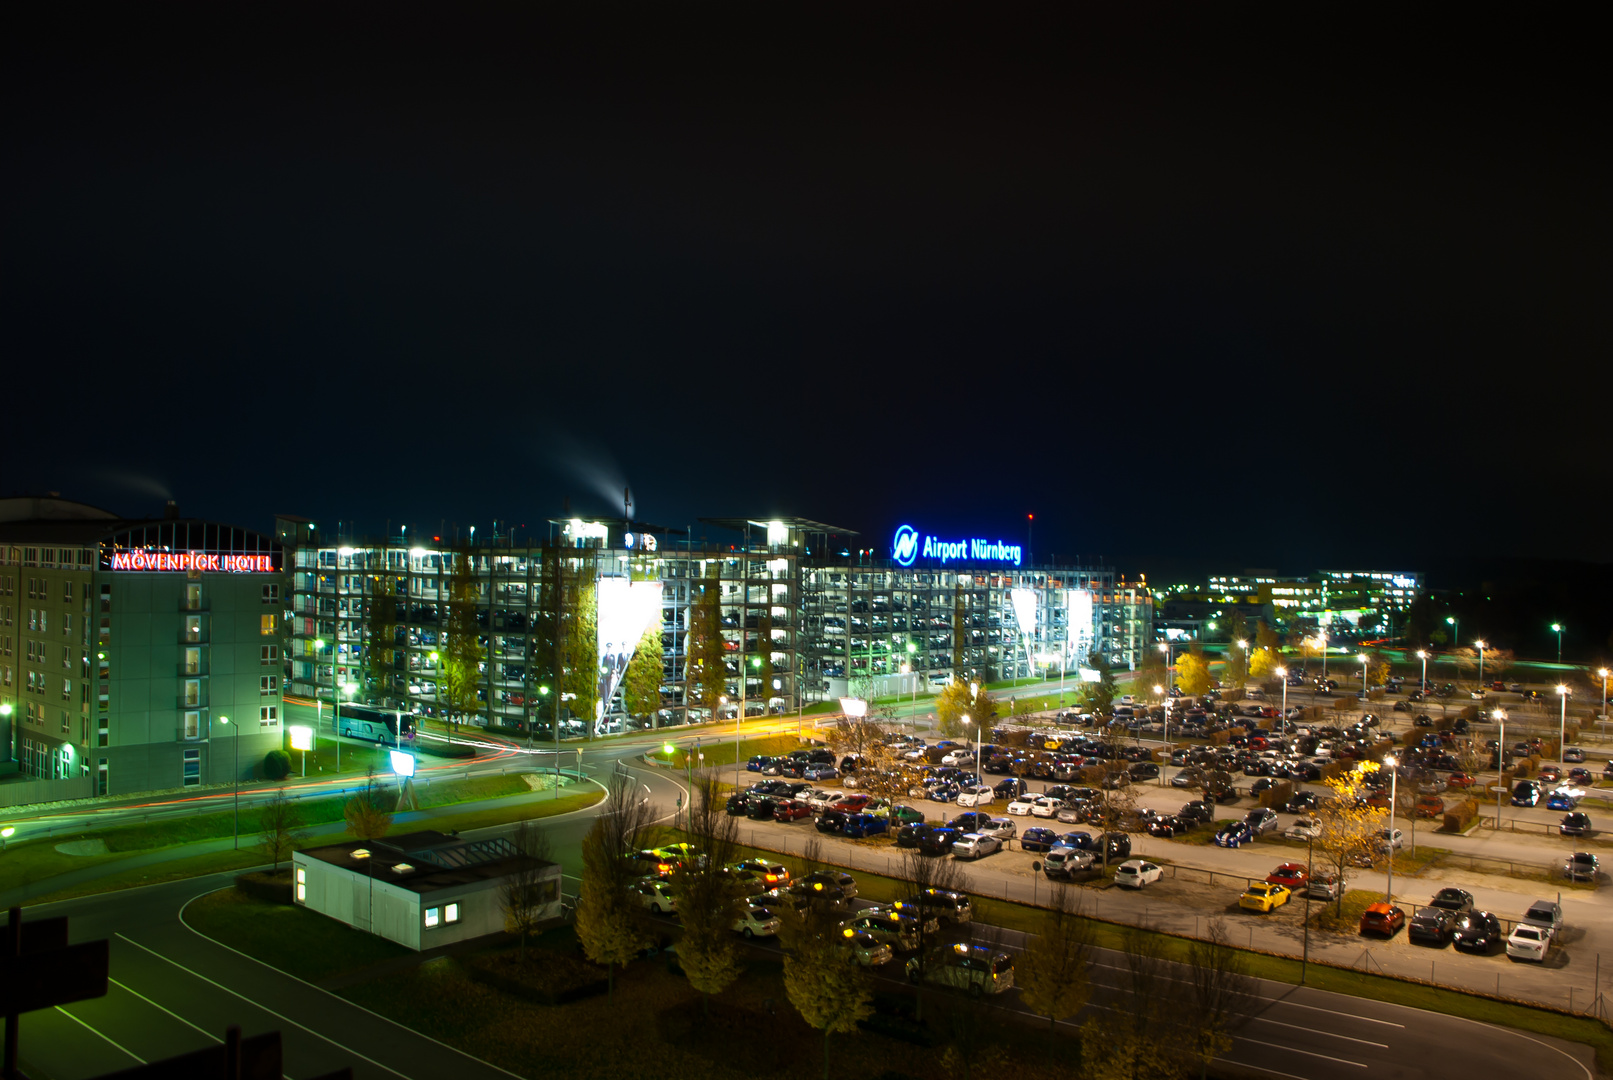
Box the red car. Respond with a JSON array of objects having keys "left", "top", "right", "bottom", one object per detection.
[
  {"left": 1538, "top": 766, "right": 1563, "bottom": 783},
  {"left": 773, "top": 799, "right": 813, "bottom": 822},
  {"left": 1360, "top": 902, "right": 1406, "bottom": 937},
  {"left": 828, "top": 794, "right": 870, "bottom": 814},
  {"left": 1265, "top": 863, "right": 1309, "bottom": 889},
  {"left": 1445, "top": 772, "right": 1475, "bottom": 790}
]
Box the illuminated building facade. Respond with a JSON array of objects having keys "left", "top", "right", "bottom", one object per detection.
[
  {"left": 280, "top": 515, "right": 1150, "bottom": 732},
  {"left": 1, "top": 497, "right": 285, "bottom": 801}
]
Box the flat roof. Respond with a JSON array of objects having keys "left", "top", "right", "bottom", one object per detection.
[
  {"left": 298, "top": 830, "right": 552, "bottom": 895},
  {"left": 700, "top": 517, "right": 859, "bottom": 536}
]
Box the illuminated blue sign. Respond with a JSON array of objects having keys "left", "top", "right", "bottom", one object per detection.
[{"left": 891, "top": 524, "right": 1022, "bottom": 567}]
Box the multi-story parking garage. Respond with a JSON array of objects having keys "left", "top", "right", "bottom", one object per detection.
[{"left": 278, "top": 514, "right": 1150, "bottom": 733}]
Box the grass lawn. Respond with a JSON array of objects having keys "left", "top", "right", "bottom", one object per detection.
[
  {"left": 414, "top": 788, "right": 605, "bottom": 834},
  {"left": 662, "top": 734, "right": 802, "bottom": 772},
  {"left": 27, "top": 849, "right": 268, "bottom": 906},
  {"left": 184, "top": 887, "right": 412, "bottom": 983}
]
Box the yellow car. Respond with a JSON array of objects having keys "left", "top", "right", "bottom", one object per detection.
[{"left": 1238, "top": 882, "right": 1292, "bottom": 913}]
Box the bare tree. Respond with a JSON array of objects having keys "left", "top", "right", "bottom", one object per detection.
[
  {"left": 1016, "top": 886, "right": 1093, "bottom": 1030},
  {"left": 257, "top": 787, "right": 306, "bottom": 874},
  {"left": 575, "top": 770, "right": 661, "bottom": 998},
  {"left": 895, "top": 846, "right": 969, "bottom": 1009},
  {"left": 1080, "top": 925, "right": 1182, "bottom": 1080},
  {"left": 777, "top": 887, "right": 873, "bottom": 1080},
  {"left": 501, "top": 820, "right": 555, "bottom": 960},
  {"left": 343, "top": 768, "right": 392, "bottom": 842},
  {"left": 1183, "top": 919, "right": 1256, "bottom": 1080}
]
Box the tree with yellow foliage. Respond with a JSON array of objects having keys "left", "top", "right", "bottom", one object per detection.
[
  {"left": 1175, "top": 651, "right": 1214, "bottom": 697},
  {"left": 1315, "top": 762, "right": 1389, "bottom": 913}
]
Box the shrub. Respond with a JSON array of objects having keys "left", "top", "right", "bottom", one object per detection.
[
  {"left": 1258, "top": 780, "right": 1295, "bottom": 809},
  {"left": 236, "top": 869, "right": 293, "bottom": 904},
  {"left": 1441, "top": 798, "right": 1479, "bottom": 833},
  {"left": 263, "top": 750, "right": 291, "bottom": 780}
]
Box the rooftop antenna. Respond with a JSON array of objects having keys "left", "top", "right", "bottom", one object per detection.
[{"left": 624, "top": 486, "right": 632, "bottom": 521}]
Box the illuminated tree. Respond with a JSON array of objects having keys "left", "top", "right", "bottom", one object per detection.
[
  {"left": 935, "top": 678, "right": 986, "bottom": 738},
  {"left": 575, "top": 772, "right": 657, "bottom": 999},
  {"left": 365, "top": 572, "right": 400, "bottom": 706},
  {"left": 1174, "top": 652, "right": 1215, "bottom": 697},
  {"left": 343, "top": 770, "right": 391, "bottom": 842},
  {"left": 561, "top": 558, "right": 599, "bottom": 732},
  {"left": 441, "top": 548, "right": 486, "bottom": 741},
  {"left": 1364, "top": 651, "right": 1393, "bottom": 689},
  {"left": 1249, "top": 647, "right": 1280, "bottom": 680},
  {"left": 1314, "top": 762, "right": 1388, "bottom": 913},
  {"left": 622, "top": 621, "right": 665, "bottom": 722},
  {"left": 1081, "top": 651, "right": 1116, "bottom": 716},
  {"left": 685, "top": 565, "right": 727, "bottom": 713},
  {"left": 1222, "top": 641, "right": 1248, "bottom": 689},
  {"left": 667, "top": 779, "right": 745, "bottom": 1014}
]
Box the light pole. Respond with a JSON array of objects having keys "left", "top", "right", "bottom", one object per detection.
[
  {"left": 1600, "top": 669, "right": 1610, "bottom": 725},
  {"left": 723, "top": 695, "right": 736, "bottom": 788},
  {"left": 1558, "top": 684, "right": 1570, "bottom": 762},
  {"left": 1318, "top": 628, "right": 1328, "bottom": 681},
  {"left": 1155, "top": 684, "right": 1167, "bottom": 785},
  {"left": 1276, "top": 666, "right": 1288, "bottom": 721},
  {"left": 1383, "top": 755, "right": 1397, "bottom": 902},
  {"left": 1417, "top": 649, "right": 1428, "bottom": 695},
  {"left": 1551, "top": 623, "right": 1564, "bottom": 665},
  {"left": 1494, "top": 708, "right": 1507, "bottom": 826},
  {"left": 1475, "top": 640, "right": 1487, "bottom": 688},
  {"left": 1446, "top": 616, "right": 1458, "bottom": 651},
  {"left": 963, "top": 714, "right": 978, "bottom": 781},
  {"left": 538, "top": 685, "right": 557, "bottom": 796},
  {"left": 1358, "top": 653, "right": 1369, "bottom": 700},
  {"left": 219, "top": 715, "right": 240, "bottom": 849}
]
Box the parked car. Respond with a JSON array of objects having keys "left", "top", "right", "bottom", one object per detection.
[
  {"left": 1561, "top": 813, "right": 1593, "bottom": 837},
  {"left": 979, "top": 817, "right": 1018, "bottom": 841},
  {"left": 952, "top": 832, "right": 1002, "bottom": 860},
  {"left": 1428, "top": 888, "right": 1474, "bottom": 912},
  {"left": 1376, "top": 828, "right": 1405, "bottom": 852},
  {"left": 1245, "top": 808, "right": 1279, "bottom": 836},
  {"left": 1239, "top": 883, "right": 1291, "bottom": 913},
  {"left": 1006, "top": 793, "right": 1038, "bottom": 815},
  {"left": 906, "top": 944, "right": 1015, "bottom": 994},
  {"left": 1020, "top": 827, "right": 1061, "bottom": 853},
  {"left": 729, "top": 860, "right": 790, "bottom": 887},
  {"left": 1306, "top": 872, "right": 1344, "bottom": 901},
  {"left": 1565, "top": 852, "right": 1601, "bottom": 883},
  {"left": 955, "top": 785, "right": 995, "bottom": 808},
  {"left": 1113, "top": 859, "right": 1164, "bottom": 888},
  {"left": 630, "top": 879, "right": 678, "bottom": 914},
  {"left": 1214, "top": 821, "right": 1254, "bottom": 849},
  {"left": 1506, "top": 924, "right": 1551, "bottom": 962},
  {"left": 1179, "top": 800, "right": 1215, "bottom": 825},
  {"left": 840, "top": 930, "right": 894, "bottom": 967},
  {"left": 1030, "top": 796, "right": 1065, "bottom": 819},
  {"left": 1522, "top": 899, "right": 1564, "bottom": 936},
  {"left": 1547, "top": 791, "right": 1579, "bottom": 812},
  {"left": 1265, "top": 863, "right": 1309, "bottom": 889},
  {"left": 1408, "top": 906, "right": 1457, "bottom": 945},
  {"left": 1511, "top": 781, "right": 1541, "bottom": 807},
  {"left": 842, "top": 813, "right": 889, "bottom": 839},
  {"left": 1452, "top": 910, "right": 1505, "bottom": 953},
  {"left": 1147, "top": 815, "right": 1187, "bottom": 838},
  {"left": 1043, "top": 846, "right": 1096, "bottom": 879},
  {"left": 1359, "top": 903, "right": 1406, "bottom": 937},
  {"left": 1285, "top": 817, "right": 1321, "bottom": 841},
  {"left": 895, "top": 888, "right": 974, "bottom": 925},
  {"left": 816, "top": 810, "right": 850, "bottom": 834},
  {"left": 840, "top": 912, "right": 919, "bottom": 951},
  {"left": 918, "top": 826, "right": 962, "bottom": 855},
  {"left": 1564, "top": 746, "right": 1586, "bottom": 763}
]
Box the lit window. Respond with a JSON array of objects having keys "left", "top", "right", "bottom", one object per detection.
[
  {"left": 445, "top": 903, "right": 460, "bottom": 924},
  {"left": 424, "top": 907, "right": 440, "bottom": 928},
  {"left": 295, "top": 867, "right": 306, "bottom": 902}
]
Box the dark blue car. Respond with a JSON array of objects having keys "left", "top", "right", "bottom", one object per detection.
[
  {"left": 1214, "top": 821, "right": 1253, "bottom": 848},
  {"left": 1020, "top": 827, "right": 1059, "bottom": 853},
  {"left": 747, "top": 755, "right": 774, "bottom": 772},
  {"left": 842, "top": 813, "right": 888, "bottom": 839}
]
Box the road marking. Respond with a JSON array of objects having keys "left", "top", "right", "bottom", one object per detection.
[
  {"left": 1246, "top": 1015, "right": 1387, "bottom": 1047},
  {"left": 175, "top": 893, "right": 527, "bottom": 1080},
  {"left": 1434, "top": 1014, "right": 1592, "bottom": 1080},
  {"left": 1214, "top": 1058, "right": 1312, "bottom": 1080},
  {"left": 109, "top": 976, "right": 223, "bottom": 1042},
  {"left": 55, "top": 1006, "right": 145, "bottom": 1063},
  {"left": 1233, "top": 1035, "right": 1366, "bottom": 1068},
  {"left": 1263, "top": 996, "right": 1405, "bottom": 1027},
  {"left": 116, "top": 933, "right": 413, "bottom": 1079}
]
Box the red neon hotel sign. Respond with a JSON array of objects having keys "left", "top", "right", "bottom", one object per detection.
[{"left": 109, "top": 550, "right": 276, "bottom": 573}]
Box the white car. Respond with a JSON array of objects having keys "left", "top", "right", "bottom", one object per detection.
[
  {"left": 806, "top": 789, "right": 844, "bottom": 812},
  {"left": 1029, "top": 796, "right": 1065, "bottom": 819},
  {"left": 979, "top": 817, "right": 1017, "bottom": 840},
  {"left": 1285, "top": 817, "right": 1321, "bottom": 841},
  {"left": 1121, "top": 695, "right": 1136, "bottom": 705},
  {"left": 941, "top": 749, "right": 974, "bottom": 767},
  {"left": 1113, "top": 860, "right": 1163, "bottom": 888},
  {"left": 1506, "top": 924, "right": 1550, "bottom": 962},
  {"left": 1006, "top": 794, "right": 1038, "bottom": 816},
  {"left": 732, "top": 905, "right": 782, "bottom": 938},
  {"left": 952, "top": 832, "right": 1003, "bottom": 860},
  {"left": 631, "top": 879, "right": 678, "bottom": 913},
  {"left": 1376, "top": 828, "right": 1405, "bottom": 852},
  {"left": 955, "top": 785, "right": 995, "bottom": 808}
]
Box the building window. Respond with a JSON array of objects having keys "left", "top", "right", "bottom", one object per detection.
[
  {"left": 185, "top": 616, "right": 202, "bottom": 643},
  {"left": 183, "top": 679, "right": 201, "bottom": 707},
  {"left": 262, "top": 584, "right": 280, "bottom": 603},
  {"left": 186, "top": 584, "right": 202, "bottom": 611},
  {"left": 260, "top": 706, "right": 278, "bottom": 726},
  {"left": 62, "top": 644, "right": 71, "bottom": 669},
  {"left": 62, "top": 581, "right": 72, "bottom": 601},
  {"left": 260, "top": 614, "right": 277, "bottom": 636},
  {"left": 183, "top": 710, "right": 200, "bottom": 739},
  {"left": 63, "top": 612, "right": 72, "bottom": 636},
  {"left": 97, "top": 759, "right": 108, "bottom": 796},
  {"left": 424, "top": 907, "right": 440, "bottom": 928},
  {"left": 445, "top": 902, "right": 460, "bottom": 924},
  {"left": 260, "top": 675, "right": 278, "bottom": 695},
  {"left": 100, "top": 584, "right": 111, "bottom": 613},
  {"left": 185, "top": 647, "right": 201, "bottom": 675},
  {"left": 261, "top": 645, "right": 279, "bottom": 664},
  {"left": 295, "top": 867, "right": 306, "bottom": 903},
  {"left": 183, "top": 748, "right": 200, "bottom": 787},
  {"left": 62, "top": 678, "right": 71, "bottom": 700}
]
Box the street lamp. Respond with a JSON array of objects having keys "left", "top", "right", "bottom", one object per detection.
[
  {"left": 1416, "top": 649, "right": 1428, "bottom": 695},
  {"left": 722, "top": 695, "right": 737, "bottom": 787},
  {"left": 1276, "top": 667, "right": 1289, "bottom": 721},
  {"left": 1446, "top": 616, "right": 1458, "bottom": 650},
  {"left": 218, "top": 715, "right": 240, "bottom": 849},
  {"left": 962, "top": 714, "right": 979, "bottom": 781},
  {"left": 1154, "top": 684, "right": 1167, "bottom": 785},
  {"left": 1358, "top": 653, "right": 1369, "bottom": 699},
  {"left": 1599, "top": 669, "right": 1610, "bottom": 725},
  {"left": 1558, "top": 684, "right": 1570, "bottom": 762},
  {"left": 1551, "top": 623, "right": 1564, "bottom": 665},
  {"left": 1475, "top": 640, "right": 1487, "bottom": 688},
  {"left": 1383, "top": 755, "right": 1398, "bottom": 902}
]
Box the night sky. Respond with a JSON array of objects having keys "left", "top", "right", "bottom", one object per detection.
[{"left": 5, "top": 7, "right": 1608, "bottom": 582}]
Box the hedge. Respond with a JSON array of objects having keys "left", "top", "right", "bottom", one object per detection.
[
  {"left": 1441, "top": 798, "right": 1480, "bottom": 833},
  {"left": 236, "top": 869, "right": 293, "bottom": 905}
]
